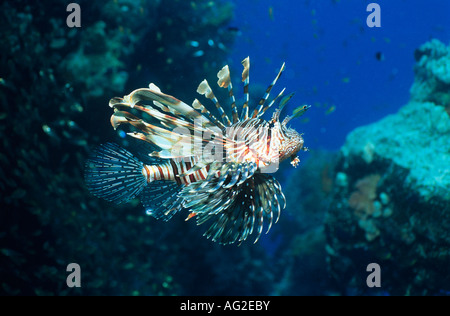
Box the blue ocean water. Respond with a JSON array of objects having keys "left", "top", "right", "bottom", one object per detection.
[
  {"left": 229, "top": 0, "right": 450, "bottom": 150},
  {"left": 226, "top": 0, "right": 450, "bottom": 283}
]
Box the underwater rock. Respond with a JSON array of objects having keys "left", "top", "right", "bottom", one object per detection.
[
  {"left": 325, "top": 41, "right": 450, "bottom": 295},
  {"left": 60, "top": 0, "right": 161, "bottom": 99},
  {"left": 410, "top": 39, "right": 450, "bottom": 111},
  {"left": 0, "top": 0, "right": 239, "bottom": 296},
  {"left": 61, "top": 20, "right": 129, "bottom": 98},
  {"left": 341, "top": 101, "right": 449, "bottom": 201}
]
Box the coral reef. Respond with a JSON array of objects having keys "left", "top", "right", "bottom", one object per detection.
[
  {"left": 341, "top": 101, "right": 449, "bottom": 201},
  {"left": 325, "top": 40, "right": 450, "bottom": 295},
  {"left": 0, "top": 0, "right": 269, "bottom": 296},
  {"left": 348, "top": 174, "right": 381, "bottom": 219},
  {"left": 347, "top": 174, "right": 383, "bottom": 241},
  {"left": 410, "top": 39, "right": 450, "bottom": 112}
]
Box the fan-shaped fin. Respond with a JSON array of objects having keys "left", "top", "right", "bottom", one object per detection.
[
  {"left": 180, "top": 171, "right": 279, "bottom": 245},
  {"left": 84, "top": 143, "right": 147, "bottom": 204}
]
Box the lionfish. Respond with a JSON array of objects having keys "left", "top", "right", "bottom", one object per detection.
[{"left": 84, "top": 57, "right": 310, "bottom": 245}]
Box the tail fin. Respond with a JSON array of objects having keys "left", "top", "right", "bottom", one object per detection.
[{"left": 84, "top": 143, "right": 147, "bottom": 204}]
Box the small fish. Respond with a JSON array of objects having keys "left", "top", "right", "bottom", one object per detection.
[
  {"left": 269, "top": 6, "right": 274, "bottom": 21},
  {"left": 375, "top": 51, "right": 385, "bottom": 61},
  {"left": 325, "top": 105, "right": 336, "bottom": 115},
  {"left": 226, "top": 26, "right": 241, "bottom": 34},
  {"left": 217, "top": 42, "right": 226, "bottom": 50},
  {"left": 193, "top": 50, "right": 204, "bottom": 57},
  {"left": 292, "top": 105, "right": 311, "bottom": 118},
  {"left": 189, "top": 40, "right": 200, "bottom": 47},
  {"left": 279, "top": 92, "right": 295, "bottom": 112},
  {"left": 85, "top": 57, "right": 310, "bottom": 245}
]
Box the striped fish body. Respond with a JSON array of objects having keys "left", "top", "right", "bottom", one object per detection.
[
  {"left": 142, "top": 156, "right": 207, "bottom": 185},
  {"left": 85, "top": 57, "right": 309, "bottom": 244}
]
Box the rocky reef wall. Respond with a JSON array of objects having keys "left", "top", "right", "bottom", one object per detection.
[
  {"left": 324, "top": 39, "right": 450, "bottom": 295},
  {"left": 0, "top": 0, "right": 245, "bottom": 296}
]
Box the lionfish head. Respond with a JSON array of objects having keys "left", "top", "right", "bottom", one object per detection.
[
  {"left": 272, "top": 94, "right": 311, "bottom": 167},
  {"left": 279, "top": 126, "right": 305, "bottom": 164}
]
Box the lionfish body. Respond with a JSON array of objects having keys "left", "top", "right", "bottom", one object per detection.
[{"left": 85, "top": 57, "right": 309, "bottom": 244}]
